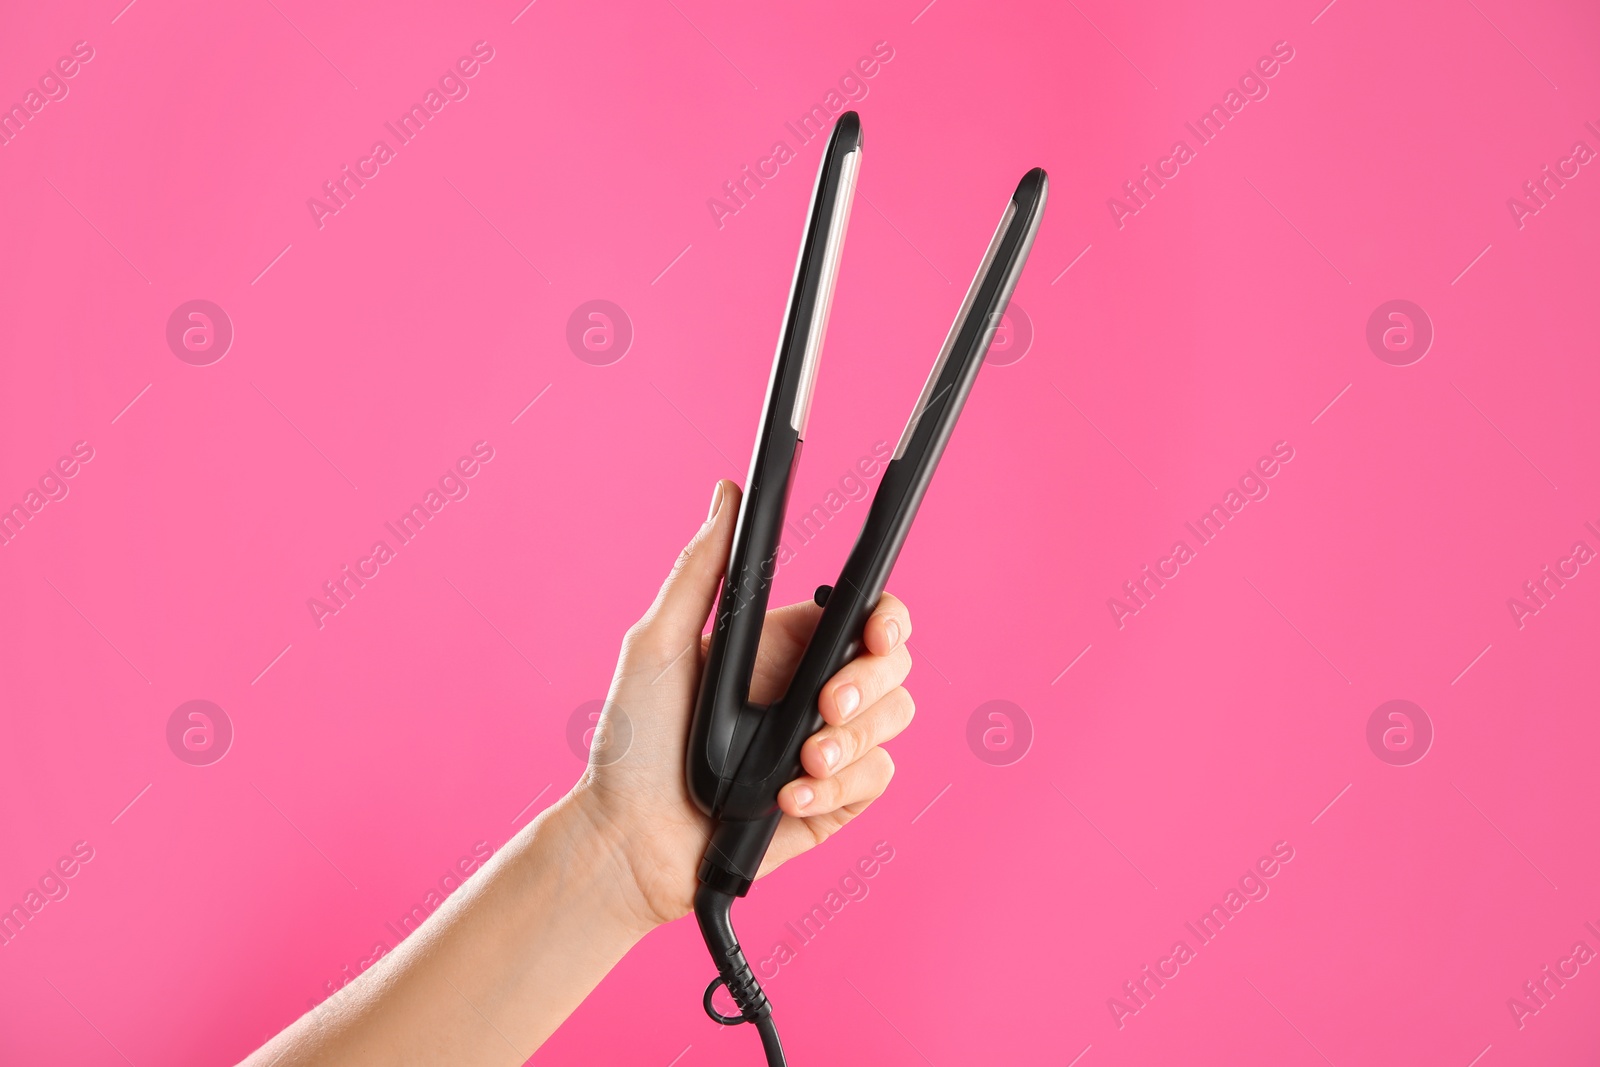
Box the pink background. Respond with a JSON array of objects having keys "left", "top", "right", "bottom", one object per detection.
[{"left": 3, "top": 0, "right": 1598, "bottom": 1063}]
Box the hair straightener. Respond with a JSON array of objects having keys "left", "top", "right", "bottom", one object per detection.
[{"left": 684, "top": 110, "right": 1047, "bottom": 1066}]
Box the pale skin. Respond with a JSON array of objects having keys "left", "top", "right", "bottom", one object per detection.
[{"left": 241, "top": 479, "right": 916, "bottom": 1066}]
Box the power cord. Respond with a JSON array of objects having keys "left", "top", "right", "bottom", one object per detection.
[{"left": 694, "top": 883, "right": 787, "bottom": 1066}]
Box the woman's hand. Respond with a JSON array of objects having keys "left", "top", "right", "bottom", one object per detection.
[
  {"left": 570, "top": 479, "right": 916, "bottom": 933},
  {"left": 237, "top": 478, "right": 915, "bottom": 1067}
]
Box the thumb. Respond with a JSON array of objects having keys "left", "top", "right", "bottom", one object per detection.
[{"left": 633, "top": 479, "right": 741, "bottom": 659}]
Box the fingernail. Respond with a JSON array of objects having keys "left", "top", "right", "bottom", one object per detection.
[
  {"left": 791, "top": 784, "right": 814, "bottom": 811},
  {"left": 884, "top": 619, "right": 901, "bottom": 649},
  {"left": 706, "top": 481, "right": 724, "bottom": 521},
  {"left": 819, "top": 739, "right": 841, "bottom": 770},
  {"left": 836, "top": 684, "right": 861, "bottom": 720}
]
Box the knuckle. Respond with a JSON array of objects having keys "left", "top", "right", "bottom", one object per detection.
[
  {"left": 869, "top": 757, "right": 895, "bottom": 797},
  {"left": 867, "top": 746, "right": 895, "bottom": 790},
  {"left": 816, "top": 775, "right": 844, "bottom": 809},
  {"left": 670, "top": 541, "right": 697, "bottom": 580},
  {"left": 839, "top": 724, "right": 865, "bottom": 765},
  {"left": 891, "top": 645, "right": 913, "bottom": 681},
  {"left": 849, "top": 708, "right": 883, "bottom": 751},
  {"left": 621, "top": 618, "right": 673, "bottom": 663},
  {"left": 621, "top": 620, "right": 651, "bottom": 654}
]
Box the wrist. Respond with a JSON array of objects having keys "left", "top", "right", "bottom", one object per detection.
[{"left": 544, "top": 784, "right": 670, "bottom": 941}]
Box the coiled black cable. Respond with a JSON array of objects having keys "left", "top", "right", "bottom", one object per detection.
[{"left": 694, "top": 883, "right": 786, "bottom": 1066}]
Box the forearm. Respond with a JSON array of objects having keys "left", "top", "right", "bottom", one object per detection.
[{"left": 241, "top": 790, "right": 652, "bottom": 1067}]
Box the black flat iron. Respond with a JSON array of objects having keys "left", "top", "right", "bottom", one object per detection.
[{"left": 684, "top": 109, "right": 1047, "bottom": 1065}]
